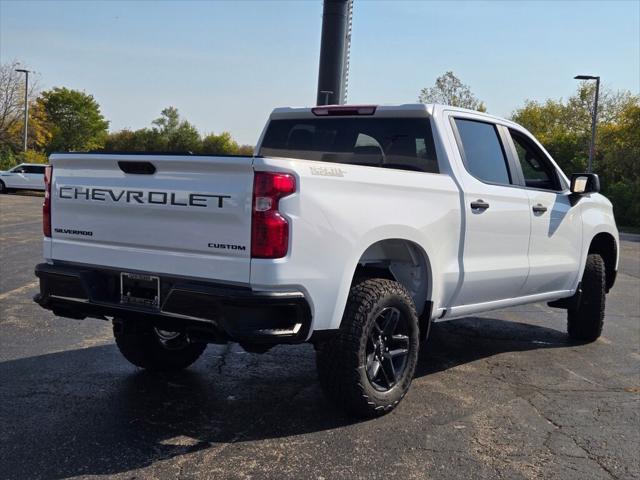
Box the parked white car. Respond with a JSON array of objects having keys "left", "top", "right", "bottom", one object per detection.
[
  {"left": 34, "top": 104, "right": 619, "bottom": 417},
  {"left": 0, "top": 163, "right": 47, "bottom": 193}
]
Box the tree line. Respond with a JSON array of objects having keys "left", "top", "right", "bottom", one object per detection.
[
  {"left": 1, "top": 61, "right": 638, "bottom": 226},
  {"left": 0, "top": 60, "right": 252, "bottom": 170},
  {"left": 419, "top": 72, "right": 639, "bottom": 227}
]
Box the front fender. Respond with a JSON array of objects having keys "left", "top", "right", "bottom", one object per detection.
[{"left": 575, "top": 194, "right": 619, "bottom": 283}]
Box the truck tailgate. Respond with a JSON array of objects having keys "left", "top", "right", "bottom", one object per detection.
[{"left": 48, "top": 154, "right": 253, "bottom": 284}]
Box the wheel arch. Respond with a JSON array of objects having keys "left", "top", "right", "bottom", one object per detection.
[
  {"left": 352, "top": 238, "right": 433, "bottom": 313},
  {"left": 588, "top": 232, "right": 618, "bottom": 292},
  {"left": 327, "top": 236, "right": 437, "bottom": 342}
]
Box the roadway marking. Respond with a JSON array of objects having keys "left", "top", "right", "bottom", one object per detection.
[{"left": 0, "top": 280, "right": 39, "bottom": 302}]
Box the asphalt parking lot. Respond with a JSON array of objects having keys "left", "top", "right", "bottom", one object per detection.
[{"left": 1, "top": 193, "right": 638, "bottom": 480}]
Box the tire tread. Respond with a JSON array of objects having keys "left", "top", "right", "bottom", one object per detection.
[
  {"left": 317, "top": 278, "right": 419, "bottom": 418},
  {"left": 567, "top": 254, "right": 606, "bottom": 342}
]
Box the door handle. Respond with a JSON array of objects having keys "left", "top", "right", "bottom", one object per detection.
[
  {"left": 532, "top": 204, "right": 548, "bottom": 214},
  {"left": 470, "top": 199, "right": 490, "bottom": 210}
]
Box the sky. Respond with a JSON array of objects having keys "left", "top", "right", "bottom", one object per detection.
[{"left": 1, "top": 0, "right": 638, "bottom": 145}]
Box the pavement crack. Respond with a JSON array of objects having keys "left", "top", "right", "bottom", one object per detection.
[
  {"left": 521, "top": 392, "right": 619, "bottom": 479},
  {"left": 215, "top": 344, "right": 232, "bottom": 375}
]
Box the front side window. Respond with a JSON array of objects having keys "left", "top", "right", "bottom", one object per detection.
[
  {"left": 454, "top": 119, "right": 511, "bottom": 185},
  {"left": 509, "top": 130, "right": 561, "bottom": 191},
  {"left": 259, "top": 117, "right": 439, "bottom": 173}
]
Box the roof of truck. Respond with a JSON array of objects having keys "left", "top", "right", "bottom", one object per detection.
[
  {"left": 270, "top": 103, "right": 519, "bottom": 129},
  {"left": 270, "top": 103, "right": 431, "bottom": 119}
]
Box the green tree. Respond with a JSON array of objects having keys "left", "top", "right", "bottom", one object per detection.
[
  {"left": 168, "top": 121, "right": 201, "bottom": 152},
  {"left": 597, "top": 103, "right": 640, "bottom": 226},
  {"left": 201, "top": 131, "right": 240, "bottom": 154},
  {"left": 0, "top": 60, "right": 50, "bottom": 152},
  {"left": 152, "top": 107, "right": 180, "bottom": 136},
  {"left": 237, "top": 144, "right": 254, "bottom": 155},
  {"left": 512, "top": 86, "right": 640, "bottom": 227},
  {"left": 419, "top": 71, "right": 487, "bottom": 112},
  {"left": 39, "top": 87, "right": 109, "bottom": 152},
  {"left": 104, "top": 107, "right": 253, "bottom": 155},
  {"left": 150, "top": 107, "right": 201, "bottom": 152},
  {"left": 103, "top": 129, "right": 141, "bottom": 152},
  {"left": 0, "top": 146, "right": 17, "bottom": 170}
]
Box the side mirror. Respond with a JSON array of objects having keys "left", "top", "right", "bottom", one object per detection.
[{"left": 570, "top": 173, "right": 600, "bottom": 194}]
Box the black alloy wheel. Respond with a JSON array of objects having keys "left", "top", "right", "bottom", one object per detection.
[
  {"left": 365, "top": 306, "right": 411, "bottom": 391},
  {"left": 316, "top": 278, "right": 420, "bottom": 418}
]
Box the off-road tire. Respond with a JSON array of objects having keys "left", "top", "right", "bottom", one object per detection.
[
  {"left": 316, "top": 278, "right": 420, "bottom": 418},
  {"left": 567, "top": 254, "right": 606, "bottom": 342},
  {"left": 113, "top": 321, "right": 206, "bottom": 371}
]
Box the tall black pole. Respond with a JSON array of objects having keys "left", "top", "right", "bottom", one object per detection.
[
  {"left": 316, "top": 0, "right": 351, "bottom": 106},
  {"left": 574, "top": 74, "right": 600, "bottom": 173}
]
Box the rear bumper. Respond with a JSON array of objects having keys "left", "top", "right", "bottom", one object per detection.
[{"left": 34, "top": 262, "right": 312, "bottom": 345}]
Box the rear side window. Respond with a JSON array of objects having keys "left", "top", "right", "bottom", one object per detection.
[
  {"left": 259, "top": 117, "right": 439, "bottom": 173},
  {"left": 26, "top": 165, "right": 44, "bottom": 175},
  {"left": 24, "top": 165, "right": 45, "bottom": 174},
  {"left": 454, "top": 119, "right": 511, "bottom": 185}
]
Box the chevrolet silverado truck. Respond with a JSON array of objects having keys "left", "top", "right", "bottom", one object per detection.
[{"left": 34, "top": 104, "right": 619, "bottom": 417}]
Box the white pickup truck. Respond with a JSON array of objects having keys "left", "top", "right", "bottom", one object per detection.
[{"left": 34, "top": 104, "right": 619, "bottom": 417}]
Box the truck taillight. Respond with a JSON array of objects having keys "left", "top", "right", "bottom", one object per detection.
[
  {"left": 251, "top": 172, "right": 296, "bottom": 259},
  {"left": 311, "top": 105, "right": 377, "bottom": 116},
  {"left": 43, "top": 165, "right": 52, "bottom": 237}
]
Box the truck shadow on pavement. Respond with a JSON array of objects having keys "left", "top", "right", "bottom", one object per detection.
[{"left": 1, "top": 316, "right": 572, "bottom": 479}]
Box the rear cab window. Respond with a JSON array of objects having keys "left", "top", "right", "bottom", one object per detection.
[
  {"left": 259, "top": 117, "right": 439, "bottom": 173},
  {"left": 453, "top": 118, "right": 512, "bottom": 185}
]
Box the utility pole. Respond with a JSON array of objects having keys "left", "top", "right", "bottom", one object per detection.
[
  {"left": 574, "top": 74, "right": 600, "bottom": 173},
  {"left": 15, "top": 68, "right": 31, "bottom": 152},
  {"left": 316, "top": 0, "right": 353, "bottom": 106}
]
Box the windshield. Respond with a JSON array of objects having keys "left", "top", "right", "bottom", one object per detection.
[{"left": 259, "top": 117, "right": 439, "bottom": 173}]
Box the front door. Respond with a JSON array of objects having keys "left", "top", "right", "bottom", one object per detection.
[
  {"left": 7, "top": 165, "right": 29, "bottom": 189},
  {"left": 507, "top": 129, "right": 583, "bottom": 294}
]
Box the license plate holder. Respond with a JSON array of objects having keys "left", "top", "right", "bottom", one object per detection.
[{"left": 120, "top": 272, "right": 160, "bottom": 309}]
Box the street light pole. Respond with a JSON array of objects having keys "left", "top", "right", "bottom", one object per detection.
[
  {"left": 574, "top": 74, "right": 600, "bottom": 173},
  {"left": 15, "top": 68, "right": 30, "bottom": 152}
]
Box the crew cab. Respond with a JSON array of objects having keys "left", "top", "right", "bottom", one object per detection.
[
  {"left": 34, "top": 104, "right": 619, "bottom": 417},
  {"left": 0, "top": 163, "right": 46, "bottom": 193}
]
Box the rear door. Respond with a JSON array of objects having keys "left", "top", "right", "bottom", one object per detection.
[
  {"left": 506, "top": 129, "right": 582, "bottom": 294},
  {"left": 49, "top": 154, "right": 254, "bottom": 284},
  {"left": 24, "top": 165, "right": 45, "bottom": 189},
  {"left": 448, "top": 116, "right": 531, "bottom": 307}
]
